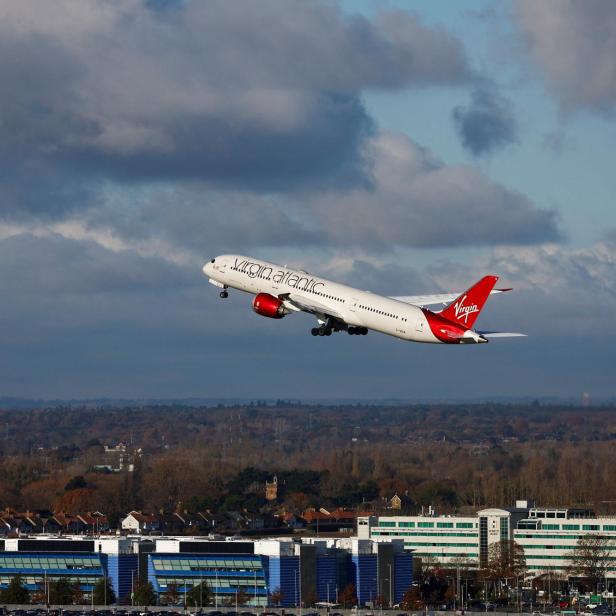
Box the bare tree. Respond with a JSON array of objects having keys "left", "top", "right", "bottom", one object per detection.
[
  {"left": 568, "top": 534, "right": 616, "bottom": 592},
  {"left": 481, "top": 540, "right": 527, "bottom": 599}
]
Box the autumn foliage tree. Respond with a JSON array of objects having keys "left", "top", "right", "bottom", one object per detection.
[
  {"left": 270, "top": 587, "right": 283, "bottom": 606},
  {"left": 338, "top": 583, "right": 358, "bottom": 607},
  {"left": 401, "top": 587, "right": 424, "bottom": 610}
]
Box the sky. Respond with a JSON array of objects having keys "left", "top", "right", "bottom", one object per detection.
[{"left": 0, "top": 0, "right": 615, "bottom": 402}]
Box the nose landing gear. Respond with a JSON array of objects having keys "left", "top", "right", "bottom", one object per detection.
[{"left": 219, "top": 286, "right": 229, "bottom": 299}]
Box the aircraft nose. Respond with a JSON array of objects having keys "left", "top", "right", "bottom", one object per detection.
[{"left": 203, "top": 259, "right": 214, "bottom": 276}]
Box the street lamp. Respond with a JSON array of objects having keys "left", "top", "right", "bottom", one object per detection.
[
  {"left": 388, "top": 564, "right": 392, "bottom": 608},
  {"left": 370, "top": 577, "right": 377, "bottom": 608},
  {"left": 215, "top": 570, "right": 219, "bottom": 609}
]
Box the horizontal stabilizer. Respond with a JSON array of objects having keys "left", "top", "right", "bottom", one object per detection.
[
  {"left": 478, "top": 331, "right": 527, "bottom": 338},
  {"left": 392, "top": 287, "right": 511, "bottom": 308}
]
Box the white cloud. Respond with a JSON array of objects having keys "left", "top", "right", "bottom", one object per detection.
[{"left": 516, "top": 1, "right": 616, "bottom": 113}]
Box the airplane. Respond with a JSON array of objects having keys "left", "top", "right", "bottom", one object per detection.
[{"left": 202, "top": 255, "right": 525, "bottom": 344}]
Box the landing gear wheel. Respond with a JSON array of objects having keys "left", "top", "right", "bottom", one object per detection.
[
  {"left": 219, "top": 290, "right": 228, "bottom": 299},
  {"left": 318, "top": 328, "right": 326, "bottom": 336},
  {"left": 311, "top": 328, "right": 319, "bottom": 336},
  {"left": 325, "top": 329, "right": 332, "bottom": 336},
  {"left": 360, "top": 327, "right": 368, "bottom": 335},
  {"left": 348, "top": 327, "right": 357, "bottom": 335}
]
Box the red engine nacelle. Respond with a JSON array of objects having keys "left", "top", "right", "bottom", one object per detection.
[{"left": 252, "top": 293, "right": 287, "bottom": 319}]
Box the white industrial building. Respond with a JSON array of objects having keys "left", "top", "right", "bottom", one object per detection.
[{"left": 359, "top": 500, "right": 616, "bottom": 579}]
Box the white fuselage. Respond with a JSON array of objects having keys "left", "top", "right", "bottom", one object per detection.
[{"left": 203, "top": 254, "right": 443, "bottom": 343}]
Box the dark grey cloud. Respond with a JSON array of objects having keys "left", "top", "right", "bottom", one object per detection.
[
  {"left": 0, "top": 0, "right": 471, "bottom": 210},
  {"left": 452, "top": 88, "right": 518, "bottom": 157},
  {"left": 82, "top": 131, "right": 561, "bottom": 254},
  {"left": 0, "top": 0, "right": 560, "bottom": 253},
  {"left": 304, "top": 132, "right": 559, "bottom": 248},
  {"left": 516, "top": 1, "right": 616, "bottom": 114},
  {"left": 0, "top": 233, "right": 193, "bottom": 296}
]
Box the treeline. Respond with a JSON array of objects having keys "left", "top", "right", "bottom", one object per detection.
[{"left": 0, "top": 403, "right": 615, "bottom": 517}]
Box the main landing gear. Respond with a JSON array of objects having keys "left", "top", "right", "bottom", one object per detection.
[
  {"left": 348, "top": 326, "right": 368, "bottom": 336},
  {"left": 310, "top": 325, "right": 368, "bottom": 337}
]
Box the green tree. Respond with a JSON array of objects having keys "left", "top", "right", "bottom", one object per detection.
[
  {"left": 133, "top": 580, "right": 157, "bottom": 607},
  {"left": 0, "top": 574, "right": 30, "bottom": 604},
  {"left": 93, "top": 577, "right": 116, "bottom": 605},
  {"left": 187, "top": 581, "right": 211, "bottom": 608},
  {"left": 48, "top": 578, "right": 76, "bottom": 605}
]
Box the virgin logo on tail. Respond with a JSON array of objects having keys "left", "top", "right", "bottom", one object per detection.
[{"left": 453, "top": 295, "right": 479, "bottom": 324}]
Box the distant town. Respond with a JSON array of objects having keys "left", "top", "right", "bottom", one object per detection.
[{"left": 0, "top": 403, "right": 614, "bottom": 610}]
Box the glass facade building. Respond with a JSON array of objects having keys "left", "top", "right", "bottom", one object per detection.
[
  {"left": 0, "top": 536, "right": 411, "bottom": 607},
  {"left": 0, "top": 553, "right": 104, "bottom": 593},
  {"left": 147, "top": 554, "right": 268, "bottom": 607}
]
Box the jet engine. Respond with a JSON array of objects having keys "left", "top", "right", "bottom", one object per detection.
[{"left": 252, "top": 293, "right": 288, "bottom": 319}]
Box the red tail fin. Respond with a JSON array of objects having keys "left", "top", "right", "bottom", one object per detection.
[{"left": 440, "top": 275, "right": 499, "bottom": 329}]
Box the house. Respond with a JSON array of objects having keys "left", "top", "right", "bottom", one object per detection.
[
  {"left": 196, "top": 510, "right": 225, "bottom": 532},
  {"left": 121, "top": 511, "right": 161, "bottom": 534},
  {"left": 53, "top": 512, "right": 87, "bottom": 534},
  {"left": 77, "top": 512, "right": 109, "bottom": 534},
  {"left": 12, "top": 511, "right": 43, "bottom": 534},
  {"left": 277, "top": 512, "right": 305, "bottom": 530},
  {"left": 173, "top": 511, "right": 209, "bottom": 534},
  {"left": 301, "top": 507, "right": 375, "bottom": 532}
]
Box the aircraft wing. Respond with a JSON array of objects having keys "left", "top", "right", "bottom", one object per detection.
[
  {"left": 391, "top": 288, "right": 511, "bottom": 308},
  {"left": 279, "top": 293, "right": 346, "bottom": 321}
]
